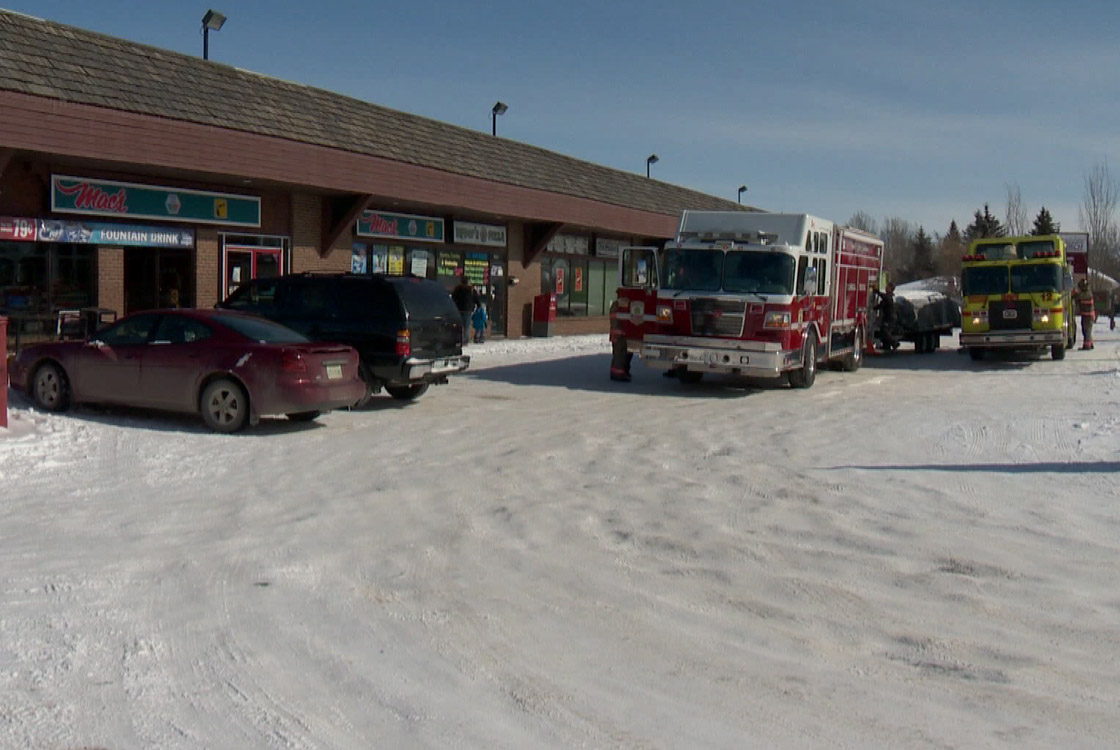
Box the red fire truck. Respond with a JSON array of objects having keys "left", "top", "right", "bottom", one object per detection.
[{"left": 616, "top": 211, "right": 883, "bottom": 388}]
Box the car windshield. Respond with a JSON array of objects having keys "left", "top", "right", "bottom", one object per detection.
[
  {"left": 661, "top": 249, "right": 724, "bottom": 292},
  {"left": 723, "top": 251, "right": 795, "bottom": 295},
  {"left": 213, "top": 312, "right": 308, "bottom": 343},
  {"left": 962, "top": 266, "right": 1009, "bottom": 296},
  {"left": 1010, "top": 263, "right": 1062, "bottom": 294}
]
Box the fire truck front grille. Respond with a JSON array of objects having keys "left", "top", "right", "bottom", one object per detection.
[
  {"left": 988, "top": 300, "right": 1032, "bottom": 330},
  {"left": 689, "top": 298, "right": 746, "bottom": 337}
]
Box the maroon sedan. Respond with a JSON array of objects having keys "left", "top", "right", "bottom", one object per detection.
[{"left": 8, "top": 309, "right": 367, "bottom": 433}]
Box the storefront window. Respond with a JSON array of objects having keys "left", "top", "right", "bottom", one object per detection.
[
  {"left": 0, "top": 242, "right": 95, "bottom": 317},
  {"left": 542, "top": 255, "right": 615, "bottom": 317}
]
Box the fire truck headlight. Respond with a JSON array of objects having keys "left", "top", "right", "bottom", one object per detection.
[
  {"left": 971, "top": 315, "right": 983, "bottom": 326},
  {"left": 1037, "top": 313, "right": 1050, "bottom": 324},
  {"left": 657, "top": 305, "right": 672, "bottom": 321},
  {"left": 764, "top": 311, "right": 791, "bottom": 329}
]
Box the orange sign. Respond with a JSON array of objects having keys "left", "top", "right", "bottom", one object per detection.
[
  {"left": 556, "top": 267, "right": 565, "bottom": 294},
  {"left": 575, "top": 266, "right": 584, "bottom": 292}
]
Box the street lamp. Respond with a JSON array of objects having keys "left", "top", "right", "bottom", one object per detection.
[
  {"left": 646, "top": 153, "right": 659, "bottom": 178},
  {"left": 491, "top": 101, "right": 508, "bottom": 136},
  {"left": 202, "top": 9, "right": 226, "bottom": 61},
  {"left": 738, "top": 185, "right": 748, "bottom": 204}
]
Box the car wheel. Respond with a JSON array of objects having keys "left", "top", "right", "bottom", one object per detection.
[
  {"left": 352, "top": 362, "right": 376, "bottom": 408},
  {"left": 385, "top": 382, "right": 430, "bottom": 400},
  {"left": 287, "top": 411, "right": 321, "bottom": 422},
  {"left": 677, "top": 370, "right": 704, "bottom": 384},
  {"left": 32, "top": 362, "right": 71, "bottom": 412},
  {"left": 200, "top": 378, "right": 249, "bottom": 433},
  {"left": 789, "top": 333, "right": 817, "bottom": 389}
]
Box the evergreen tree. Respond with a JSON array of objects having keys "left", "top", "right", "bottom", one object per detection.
[
  {"left": 907, "top": 226, "right": 938, "bottom": 281},
  {"left": 965, "top": 203, "right": 1006, "bottom": 240},
  {"left": 1030, "top": 206, "right": 1060, "bottom": 235},
  {"left": 938, "top": 220, "right": 966, "bottom": 283}
]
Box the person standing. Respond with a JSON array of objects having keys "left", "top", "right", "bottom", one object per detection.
[
  {"left": 875, "top": 283, "right": 900, "bottom": 351},
  {"left": 471, "top": 302, "right": 488, "bottom": 344},
  {"left": 608, "top": 298, "right": 633, "bottom": 381},
  {"left": 1075, "top": 278, "right": 1096, "bottom": 350},
  {"left": 452, "top": 275, "right": 475, "bottom": 345}
]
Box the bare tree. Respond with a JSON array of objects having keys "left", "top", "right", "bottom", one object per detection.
[
  {"left": 1005, "top": 183, "right": 1028, "bottom": 236},
  {"left": 846, "top": 211, "right": 878, "bottom": 235},
  {"left": 1079, "top": 161, "right": 1120, "bottom": 284},
  {"left": 879, "top": 216, "right": 916, "bottom": 280}
]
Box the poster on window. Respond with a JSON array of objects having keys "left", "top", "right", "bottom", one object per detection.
[
  {"left": 370, "top": 245, "right": 388, "bottom": 274},
  {"left": 351, "top": 244, "right": 367, "bottom": 274},
  {"left": 574, "top": 266, "right": 584, "bottom": 292},
  {"left": 556, "top": 266, "right": 565, "bottom": 294},
  {"left": 388, "top": 246, "right": 404, "bottom": 275},
  {"left": 411, "top": 255, "right": 428, "bottom": 277}
]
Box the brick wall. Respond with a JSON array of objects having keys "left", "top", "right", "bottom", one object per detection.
[
  {"left": 96, "top": 247, "right": 123, "bottom": 316},
  {"left": 292, "top": 192, "right": 350, "bottom": 273},
  {"left": 195, "top": 227, "right": 220, "bottom": 308},
  {"left": 505, "top": 221, "right": 541, "bottom": 338}
]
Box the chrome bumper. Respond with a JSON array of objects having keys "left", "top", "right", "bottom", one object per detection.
[
  {"left": 960, "top": 331, "right": 1062, "bottom": 348},
  {"left": 405, "top": 354, "right": 470, "bottom": 380},
  {"left": 639, "top": 335, "right": 796, "bottom": 378}
]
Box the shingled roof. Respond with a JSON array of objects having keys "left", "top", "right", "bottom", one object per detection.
[{"left": 0, "top": 10, "right": 746, "bottom": 218}]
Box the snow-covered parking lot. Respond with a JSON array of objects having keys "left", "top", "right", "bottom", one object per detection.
[{"left": 2, "top": 326, "right": 1119, "bottom": 749}]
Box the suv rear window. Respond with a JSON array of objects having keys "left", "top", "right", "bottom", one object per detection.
[
  {"left": 392, "top": 278, "right": 460, "bottom": 319},
  {"left": 213, "top": 312, "right": 308, "bottom": 343}
]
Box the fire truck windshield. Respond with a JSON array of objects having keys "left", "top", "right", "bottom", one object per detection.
[
  {"left": 962, "top": 266, "right": 1009, "bottom": 296},
  {"left": 724, "top": 251, "right": 795, "bottom": 295},
  {"left": 662, "top": 248, "right": 723, "bottom": 291},
  {"left": 1010, "top": 263, "right": 1062, "bottom": 294}
]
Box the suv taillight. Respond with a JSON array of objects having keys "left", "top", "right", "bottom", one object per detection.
[
  {"left": 396, "top": 329, "right": 411, "bottom": 356},
  {"left": 280, "top": 349, "right": 308, "bottom": 372}
]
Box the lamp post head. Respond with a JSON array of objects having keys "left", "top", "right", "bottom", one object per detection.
[
  {"left": 646, "top": 153, "right": 659, "bottom": 178},
  {"left": 491, "top": 101, "right": 508, "bottom": 135},
  {"left": 738, "top": 185, "right": 748, "bottom": 203},
  {"left": 202, "top": 9, "right": 226, "bottom": 31}
]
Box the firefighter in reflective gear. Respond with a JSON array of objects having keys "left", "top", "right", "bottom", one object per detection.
[
  {"left": 1075, "top": 278, "right": 1096, "bottom": 350},
  {"left": 609, "top": 299, "right": 633, "bottom": 381}
]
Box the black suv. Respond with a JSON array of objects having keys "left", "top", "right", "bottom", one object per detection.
[{"left": 219, "top": 273, "right": 469, "bottom": 403}]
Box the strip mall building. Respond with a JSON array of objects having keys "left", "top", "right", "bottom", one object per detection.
[{"left": 0, "top": 10, "right": 748, "bottom": 346}]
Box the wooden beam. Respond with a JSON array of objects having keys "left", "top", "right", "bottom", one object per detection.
[
  {"left": 321, "top": 193, "right": 374, "bottom": 258},
  {"left": 522, "top": 221, "right": 562, "bottom": 268}
]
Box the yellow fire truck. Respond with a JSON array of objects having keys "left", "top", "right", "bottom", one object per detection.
[{"left": 959, "top": 234, "right": 1076, "bottom": 360}]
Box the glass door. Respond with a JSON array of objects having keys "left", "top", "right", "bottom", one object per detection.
[{"left": 224, "top": 246, "right": 283, "bottom": 299}]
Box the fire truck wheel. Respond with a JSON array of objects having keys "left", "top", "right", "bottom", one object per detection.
[
  {"left": 789, "top": 334, "right": 817, "bottom": 389},
  {"left": 1051, "top": 342, "right": 1066, "bottom": 360},
  {"left": 677, "top": 370, "right": 704, "bottom": 384},
  {"left": 968, "top": 347, "right": 985, "bottom": 361},
  {"left": 841, "top": 327, "right": 863, "bottom": 372}
]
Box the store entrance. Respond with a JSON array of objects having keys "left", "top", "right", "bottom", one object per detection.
[
  {"left": 124, "top": 247, "right": 194, "bottom": 314},
  {"left": 225, "top": 246, "right": 281, "bottom": 298}
]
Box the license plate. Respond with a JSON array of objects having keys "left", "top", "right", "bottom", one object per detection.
[
  {"left": 326, "top": 364, "right": 343, "bottom": 380},
  {"left": 1003, "top": 309, "right": 1018, "bottom": 319}
]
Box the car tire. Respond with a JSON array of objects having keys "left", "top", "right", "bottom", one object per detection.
[
  {"left": 842, "top": 327, "right": 864, "bottom": 372},
  {"left": 352, "top": 363, "right": 376, "bottom": 409},
  {"left": 200, "top": 378, "right": 249, "bottom": 433},
  {"left": 789, "top": 333, "right": 817, "bottom": 389},
  {"left": 385, "top": 382, "right": 430, "bottom": 400},
  {"left": 287, "top": 411, "right": 321, "bottom": 422},
  {"left": 32, "top": 362, "right": 71, "bottom": 412}
]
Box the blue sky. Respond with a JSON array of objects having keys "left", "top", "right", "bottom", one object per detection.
[{"left": 11, "top": 0, "right": 1120, "bottom": 236}]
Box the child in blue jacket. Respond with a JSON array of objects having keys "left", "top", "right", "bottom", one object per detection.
[{"left": 471, "top": 302, "right": 488, "bottom": 344}]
